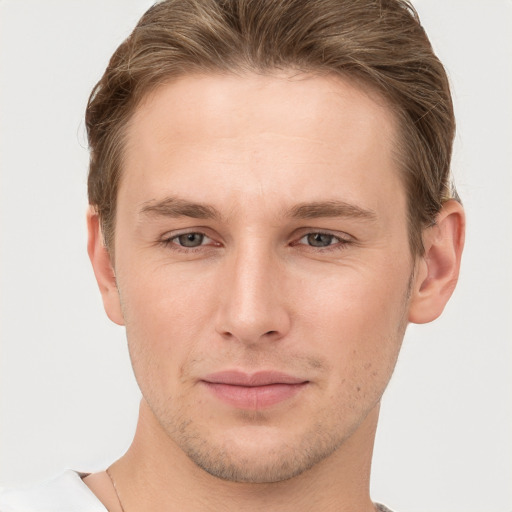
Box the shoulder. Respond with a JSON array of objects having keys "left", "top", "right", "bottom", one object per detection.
[{"left": 0, "top": 470, "right": 107, "bottom": 512}]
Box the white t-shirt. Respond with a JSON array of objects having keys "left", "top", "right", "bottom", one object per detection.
[{"left": 0, "top": 470, "right": 106, "bottom": 512}]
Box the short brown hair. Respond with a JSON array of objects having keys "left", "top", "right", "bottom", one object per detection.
[{"left": 86, "top": 0, "right": 457, "bottom": 255}]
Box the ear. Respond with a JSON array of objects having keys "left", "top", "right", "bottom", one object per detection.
[
  {"left": 86, "top": 206, "right": 125, "bottom": 326},
  {"left": 408, "top": 199, "right": 465, "bottom": 324}
]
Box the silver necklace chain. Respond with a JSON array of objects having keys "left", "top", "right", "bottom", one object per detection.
[{"left": 106, "top": 467, "right": 126, "bottom": 512}]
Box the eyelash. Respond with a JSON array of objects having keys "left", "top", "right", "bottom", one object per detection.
[
  {"left": 294, "top": 232, "right": 352, "bottom": 252},
  {"left": 160, "top": 232, "right": 217, "bottom": 254},
  {"left": 160, "top": 230, "right": 353, "bottom": 254}
]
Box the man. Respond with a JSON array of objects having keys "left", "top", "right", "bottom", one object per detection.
[{"left": 0, "top": 0, "right": 464, "bottom": 510}]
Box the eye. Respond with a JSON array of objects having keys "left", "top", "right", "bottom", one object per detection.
[
  {"left": 165, "top": 232, "right": 213, "bottom": 249},
  {"left": 176, "top": 233, "right": 205, "bottom": 247},
  {"left": 292, "top": 231, "right": 354, "bottom": 253},
  {"left": 299, "top": 232, "right": 342, "bottom": 248}
]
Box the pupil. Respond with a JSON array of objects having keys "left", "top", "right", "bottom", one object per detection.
[
  {"left": 179, "top": 233, "right": 203, "bottom": 247},
  {"left": 308, "top": 233, "right": 332, "bottom": 247}
]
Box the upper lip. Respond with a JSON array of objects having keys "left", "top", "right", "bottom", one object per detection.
[{"left": 202, "top": 370, "right": 308, "bottom": 387}]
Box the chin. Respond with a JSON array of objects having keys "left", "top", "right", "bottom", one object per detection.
[
  {"left": 170, "top": 420, "right": 347, "bottom": 484},
  {"left": 185, "top": 443, "right": 323, "bottom": 483}
]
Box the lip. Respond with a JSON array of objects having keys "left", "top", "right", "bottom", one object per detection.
[{"left": 201, "top": 371, "right": 309, "bottom": 409}]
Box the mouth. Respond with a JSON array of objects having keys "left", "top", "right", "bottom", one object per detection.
[{"left": 201, "top": 370, "right": 309, "bottom": 409}]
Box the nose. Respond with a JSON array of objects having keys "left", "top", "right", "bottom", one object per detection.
[{"left": 214, "top": 243, "right": 292, "bottom": 346}]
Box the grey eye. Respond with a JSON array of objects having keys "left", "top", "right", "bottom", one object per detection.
[
  {"left": 176, "top": 233, "right": 205, "bottom": 247},
  {"left": 306, "top": 233, "right": 335, "bottom": 247}
]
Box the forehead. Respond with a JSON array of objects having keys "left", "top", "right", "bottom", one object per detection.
[{"left": 121, "top": 72, "right": 403, "bottom": 218}]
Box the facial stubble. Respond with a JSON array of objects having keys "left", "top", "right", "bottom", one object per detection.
[{"left": 123, "top": 268, "right": 415, "bottom": 485}]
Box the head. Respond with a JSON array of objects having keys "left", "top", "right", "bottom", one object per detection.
[{"left": 86, "top": 0, "right": 464, "bottom": 484}]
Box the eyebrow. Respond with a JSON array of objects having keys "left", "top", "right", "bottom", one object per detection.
[
  {"left": 288, "top": 201, "right": 377, "bottom": 221},
  {"left": 139, "top": 196, "right": 222, "bottom": 220},
  {"left": 139, "top": 196, "right": 376, "bottom": 222}
]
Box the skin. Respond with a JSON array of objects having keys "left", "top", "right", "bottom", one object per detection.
[{"left": 85, "top": 72, "right": 465, "bottom": 511}]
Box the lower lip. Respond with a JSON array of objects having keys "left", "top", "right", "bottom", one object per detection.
[{"left": 203, "top": 382, "right": 308, "bottom": 409}]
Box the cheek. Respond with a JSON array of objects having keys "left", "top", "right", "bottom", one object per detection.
[
  {"left": 119, "top": 258, "right": 213, "bottom": 329},
  {"left": 298, "top": 262, "right": 410, "bottom": 388},
  {"left": 116, "top": 266, "right": 213, "bottom": 395},
  {"left": 299, "top": 261, "right": 410, "bottom": 337}
]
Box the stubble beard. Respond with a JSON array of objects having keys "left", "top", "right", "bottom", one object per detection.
[
  {"left": 149, "top": 395, "right": 363, "bottom": 484},
  {"left": 143, "top": 332, "right": 405, "bottom": 485},
  {"left": 127, "top": 271, "right": 414, "bottom": 484}
]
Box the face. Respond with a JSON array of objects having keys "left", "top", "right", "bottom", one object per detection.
[{"left": 109, "top": 72, "right": 415, "bottom": 483}]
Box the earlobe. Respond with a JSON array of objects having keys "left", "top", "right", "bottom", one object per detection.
[
  {"left": 86, "top": 206, "right": 125, "bottom": 326},
  {"left": 408, "top": 199, "right": 465, "bottom": 324}
]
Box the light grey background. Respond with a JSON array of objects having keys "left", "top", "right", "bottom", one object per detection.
[{"left": 1, "top": 1, "right": 511, "bottom": 511}]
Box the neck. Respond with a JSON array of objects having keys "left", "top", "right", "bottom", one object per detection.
[{"left": 107, "top": 400, "right": 379, "bottom": 512}]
